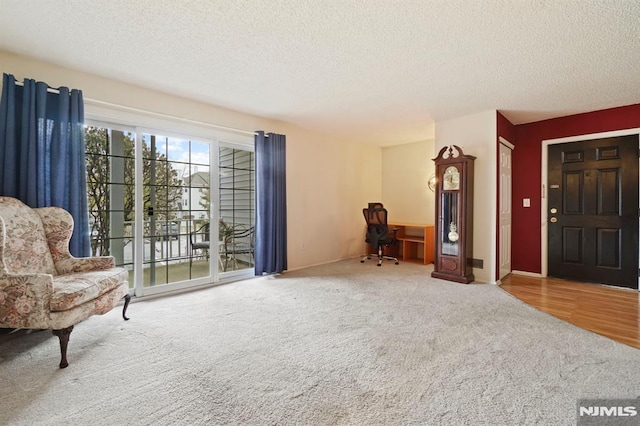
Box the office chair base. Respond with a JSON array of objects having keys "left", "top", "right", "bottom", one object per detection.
[{"left": 360, "top": 253, "right": 399, "bottom": 266}]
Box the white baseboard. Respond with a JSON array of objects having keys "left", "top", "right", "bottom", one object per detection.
[{"left": 286, "top": 257, "right": 354, "bottom": 272}]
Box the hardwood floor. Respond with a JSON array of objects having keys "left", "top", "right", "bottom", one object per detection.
[{"left": 500, "top": 274, "right": 640, "bottom": 349}]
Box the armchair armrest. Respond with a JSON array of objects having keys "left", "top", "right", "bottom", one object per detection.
[
  {"left": 55, "top": 256, "right": 116, "bottom": 275},
  {"left": 0, "top": 272, "right": 54, "bottom": 329}
]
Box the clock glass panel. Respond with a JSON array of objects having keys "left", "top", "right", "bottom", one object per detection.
[{"left": 443, "top": 166, "right": 460, "bottom": 190}]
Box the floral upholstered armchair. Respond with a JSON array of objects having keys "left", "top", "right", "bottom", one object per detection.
[{"left": 0, "top": 196, "right": 130, "bottom": 368}]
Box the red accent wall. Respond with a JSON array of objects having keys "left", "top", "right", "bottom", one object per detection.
[
  {"left": 512, "top": 103, "right": 640, "bottom": 273},
  {"left": 498, "top": 112, "right": 517, "bottom": 143},
  {"left": 497, "top": 112, "right": 516, "bottom": 280}
]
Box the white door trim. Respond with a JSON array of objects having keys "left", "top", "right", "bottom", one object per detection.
[{"left": 499, "top": 136, "right": 515, "bottom": 150}]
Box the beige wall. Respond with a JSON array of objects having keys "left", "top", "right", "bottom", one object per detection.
[
  {"left": 0, "top": 50, "right": 382, "bottom": 271},
  {"left": 381, "top": 140, "right": 435, "bottom": 225},
  {"left": 435, "top": 110, "right": 497, "bottom": 283}
]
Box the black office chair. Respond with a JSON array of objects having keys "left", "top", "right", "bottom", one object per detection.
[{"left": 361, "top": 203, "right": 399, "bottom": 266}]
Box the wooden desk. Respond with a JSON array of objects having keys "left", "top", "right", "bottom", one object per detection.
[{"left": 366, "top": 223, "right": 434, "bottom": 265}]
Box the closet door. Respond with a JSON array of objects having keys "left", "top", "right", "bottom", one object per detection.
[{"left": 499, "top": 141, "right": 512, "bottom": 280}]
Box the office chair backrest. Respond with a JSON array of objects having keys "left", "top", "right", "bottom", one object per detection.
[
  {"left": 363, "top": 202, "right": 384, "bottom": 224},
  {"left": 368, "top": 202, "right": 384, "bottom": 211},
  {"left": 363, "top": 203, "right": 389, "bottom": 246}
]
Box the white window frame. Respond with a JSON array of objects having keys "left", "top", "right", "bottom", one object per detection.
[{"left": 85, "top": 105, "right": 255, "bottom": 298}]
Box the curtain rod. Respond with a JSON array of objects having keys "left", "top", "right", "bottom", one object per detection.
[
  {"left": 13, "top": 79, "right": 62, "bottom": 95},
  {"left": 12, "top": 79, "right": 263, "bottom": 137}
]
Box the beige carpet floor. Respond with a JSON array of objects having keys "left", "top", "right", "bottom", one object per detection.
[{"left": 1, "top": 259, "right": 639, "bottom": 425}]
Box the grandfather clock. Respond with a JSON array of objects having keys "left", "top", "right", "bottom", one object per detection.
[{"left": 431, "top": 145, "right": 475, "bottom": 283}]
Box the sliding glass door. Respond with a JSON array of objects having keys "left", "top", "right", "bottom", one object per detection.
[
  {"left": 85, "top": 122, "right": 254, "bottom": 297},
  {"left": 139, "top": 132, "right": 213, "bottom": 290}
]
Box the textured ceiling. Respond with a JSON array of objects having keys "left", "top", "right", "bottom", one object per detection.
[{"left": 1, "top": 0, "right": 639, "bottom": 146}]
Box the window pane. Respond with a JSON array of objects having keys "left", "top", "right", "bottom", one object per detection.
[
  {"left": 219, "top": 147, "right": 255, "bottom": 272},
  {"left": 85, "top": 126, "right": 136, "bottom": 289}
]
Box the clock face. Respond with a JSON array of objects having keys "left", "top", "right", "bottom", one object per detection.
[{"left": 443, "top": 166, "right": 460, "bottom": 190}]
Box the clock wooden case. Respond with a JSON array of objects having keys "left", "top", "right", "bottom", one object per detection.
[{"left": 431, "top": 145, "right": 475, "bottom": 283}]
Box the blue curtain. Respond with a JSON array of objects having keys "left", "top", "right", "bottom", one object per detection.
[
  {"left": 0, "top": 73, "right": 90, "bottom": 257},
  {"left": 254, "top": 131, "right": 287, "bottom": 274}
]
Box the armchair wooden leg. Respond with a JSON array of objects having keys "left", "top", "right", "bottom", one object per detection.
[
  {"left": 52, "top": 326, "right": 74, "bottom": 369},
  {"left": 122, "top": 294, "right": 131, "bottom": 321}
]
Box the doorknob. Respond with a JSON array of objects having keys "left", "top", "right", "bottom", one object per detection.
[
  {"left": 550, "top": 207, "right": 557, "bottom": 214},
  {"left": 550, "top": 217, "right": 557, "bottom": 223}
]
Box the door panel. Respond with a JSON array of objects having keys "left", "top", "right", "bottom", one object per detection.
[
  {"left": 499, "top": 143, "right": 512, "bottom": 280},
  {"left": 141, "top": 133, "right": 212, "bottom": 289},
  {"left": 548, "top": 135, "right": 639, "bottom": 289},
  {"left": 562, "top": 227, "right": 582, "bottom": 263},
  {"left": 563, "top": 172, "right": 583, "bottom": 213},
  {"left": 598, "top": 169, "right": 619, "bottom": 214},
  {"left": 596, "top": 228, "right": 619, "bottom": 267}
]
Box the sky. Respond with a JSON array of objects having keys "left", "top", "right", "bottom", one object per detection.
[{"left": 142, "top": 133, "right": 210, "bottom": 179}]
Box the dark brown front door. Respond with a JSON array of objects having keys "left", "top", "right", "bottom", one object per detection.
[{"left": 548, "top": 135, "right": 639, "bottom": 289}]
